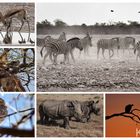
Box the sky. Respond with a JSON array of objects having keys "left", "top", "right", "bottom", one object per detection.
[
  {"left": 37, "top": 3, "right": 140, "bottom": 25},
  {"left": 0, "top": 94, "right": 34, "bottom": 132},
  {"left": 106, "top": 94, "right": 140, "bottom": 137}
]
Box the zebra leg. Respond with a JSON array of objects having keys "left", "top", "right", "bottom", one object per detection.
[
  {"left": 102, "top": 49, "right": 105, "bottom": 59},
  {"left": 123, "top": 47, "right": 125, "bottom": 54},
  {"left": 53, "top": 54, "right": 58, "bottom": 65},
  {"left": 136, "top": 51, "right": 140, "bottom": 61},
  {"left": 97, "top": 47, "right": 100, "bottom": 59},
  {"left": 70, "top": 50, "right": 75, "bottom": 62},
  {"left": 138, "top": 53, "right": 140, "bottom": 61},
  {"left": 43, "top": 51, "right": 50, "bottom": 65},
  {"left": 63, "top": 54, "right": 69, "bottom": 64},
  {"left": 79, "top": 50, "right": 82, "bottom": 58},
  {"left": 117, "top": 48, "right": 119, "bottom": 57},
  {"left": 49, "top": 52, "right": 54, "bottom": 62},
  {"left": 85, "top": 46, "right": 89, "bottom": 55},
  {"left": 136, "top": 54, "right": 138, "bottom": 61},
  {"left": 110, "top": 49, "right": 114, "bottom": 59}
]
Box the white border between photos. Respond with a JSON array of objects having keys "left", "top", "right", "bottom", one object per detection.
[
  {"left": 35, "top": 0, "right": 140, "bottom": 139},
  {"left": 0, "top": 0, "right": 140, "bottom": 139}
]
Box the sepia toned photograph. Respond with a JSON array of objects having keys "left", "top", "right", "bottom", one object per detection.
[
  {"left": 0, "top": 93, "right": 35, "bottom": 137},
  {"left": 0, "top": 48, "right": 35, "bottom": 92},
  {"left": 0, "top": 3, "right": 35, "bottom": 45},
  {"left": 37, "top": 94, "right": 103, "bottom": 137},
  {"left": 106, "top": 94, "right": 140, "bottom": 137},
  {"left": 37, "top": 3, "right": 140, "bottom": 92}
]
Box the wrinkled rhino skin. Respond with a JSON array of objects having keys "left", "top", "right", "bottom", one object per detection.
[{"left": 39, "top": 100, "right": 84, "bottom": 129}]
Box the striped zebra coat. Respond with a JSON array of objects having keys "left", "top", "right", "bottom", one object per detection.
[
  {"left": 38, "top": 33, "right": 66, "bottom": 62},
  {"left": 97, "top": 37, "right": 120, "bottom": 59},
  {"left": 119, "top": 37, "right": 135, "bottom": 53},
  {"left": 80, "top": 34, "right": 92, "bottom": 55},
  {"left": 134, "top": 41, "right": 140, "bottom": 61},
  {"left": 58, "top": 32, "right": 66, "bottom": 41},
  {"left": 41, "top": 37, "right": 83, "bottom": 64}
]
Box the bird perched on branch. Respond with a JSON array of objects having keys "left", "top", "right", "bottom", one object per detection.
[
  {"left": 0, "top": 98, "right": 7, "bottom": 123},
  {"left": 125, "top": 104, "right": 134, "bottom": 113}
]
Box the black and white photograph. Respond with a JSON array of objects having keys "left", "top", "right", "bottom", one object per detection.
[
  {"left": 37, "top": 3, "right": 140, "bottom": 92},
  {"left": 0, "top": 3, "right": 35, "bottom": 45}
]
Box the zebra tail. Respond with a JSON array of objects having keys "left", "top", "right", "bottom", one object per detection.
[{"left": 40, "top": 46, "right": 45, "bottom": 57}]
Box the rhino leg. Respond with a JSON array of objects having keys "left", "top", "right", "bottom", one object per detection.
[
  {"left": 63, "top": 117, "right": 70, "bottom": 129},
  {"left": 39, "top": 104, "right": 45, "bottom": 125},
  {"left": 44, "top": 115, "right": 49, "bottom": 124}
]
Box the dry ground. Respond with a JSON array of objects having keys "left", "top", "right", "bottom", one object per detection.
[
  {"left": 37, "top": 94, "right": 103, "bottom": 137},
  {"left": 37, "top": 34, "right": 140, "bottom": 92}
]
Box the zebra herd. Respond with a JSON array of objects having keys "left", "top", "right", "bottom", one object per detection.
[
  {"left": 37, "top": 32, "right": 140, "bottom": 64},
  {"left": 97, "top": 36, "right": 136, "bottom": 58},
  {"left": 38, "top": 32, "right": 92, "bottom": 64}
]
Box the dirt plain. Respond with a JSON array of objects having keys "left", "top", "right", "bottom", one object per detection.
[{"left": 37, "top": 34, "right": 140, "bottom": 92}]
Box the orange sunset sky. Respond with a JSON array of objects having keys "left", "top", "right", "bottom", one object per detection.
[{"left": 106, "top": 94, "right": 140, "bottom": 137}]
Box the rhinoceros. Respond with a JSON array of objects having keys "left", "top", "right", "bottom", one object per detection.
[
  {"left": 39, "top": 100, "right": 84, "bottom": 129},
  {"left": 70, "top": 100, "right": 100, "bottom": 122},
  {"left": 81, "top": 100, "right": 100, "bottom": 122}
]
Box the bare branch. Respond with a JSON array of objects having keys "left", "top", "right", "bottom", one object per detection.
[
  {"left": 0, "top": 127, "right": 34, "bottom": 137},
  {"left": 0, "top": 108, "right": 34, "bottom": 119},
  {"left": 106, "top": 107, "right": 140, "bottom": 124}
]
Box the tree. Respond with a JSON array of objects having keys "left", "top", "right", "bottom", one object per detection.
[
  {"left": 81, "top": 23, "right": 87, "bottom": 27},
  {"left": 106, "top": 104, "right": 140, "bottom": 124},
  {"left": 0, "top": 94, "right": 34, "bottom": 137},
  {"left": 128, "top": 20, "right": 140, "bottom": 26},
  {"left": 54, "top": 19, "right": 67, "bottom": 27},
  {"left": 0, "top": 48, "right": 35, "bottom": 92},
  {"left": 115, "top": 21, "right": 127, "bottom": 27},
  {"left": 41, "top": 19, "right": 53, "bottom": 26}
]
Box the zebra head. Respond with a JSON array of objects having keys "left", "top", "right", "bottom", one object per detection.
[
  {"left": 67, "top": 37, "right": 83, "bottom": 51},
  {"left": 111, "top": 37, "right": 120, "bottom": 49},
  {"left": 86, "top": 34, "right": 92, "bottom": 47},
  {"left": 78, "top": 41, "right": 83, "bottom": 51}
]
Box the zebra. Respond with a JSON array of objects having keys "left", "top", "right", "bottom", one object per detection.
[
  {"left": 97, "top": 37, "right": 120, "bottom": 59},
  {"left": 134, "top": 41, "right": 140, "bottom": 61},
  {"left": 58, "top": 32, "right": 66, "bottom": 41},
  {"left": 119, "top": 37, "right": 135, "bottom": 53},
  {"left": 37, "top": 35, "right": 51, "bottom": 47},
  {"left": 37, "top": 32, "right": 66, "bottom": 47},
  {"left": 40, "top": 35, "right": 65, "bottom": 62},
  {"left": 41, "top": 37, "right": 83, "bottom": 64},
  {"left": 79, "top": 33, "right": 92, "bottom": 56}
]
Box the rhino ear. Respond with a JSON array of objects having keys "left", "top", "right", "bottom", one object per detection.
[
  {"left": 87, "top": 101, "right": 94, "bottom": 107},
  {"left": 67, "top": 101, "right": 78, "bottom": 108},
  {"left": 96, "top": 100, "right": 99, "bottom": 104},
  {"left": 67, "top": 101, "right": 74, "bottom": 107}
]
